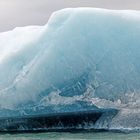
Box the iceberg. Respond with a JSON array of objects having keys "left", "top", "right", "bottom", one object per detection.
[{"left": 0, "top": 8, "right": 140, "bottom": 131}]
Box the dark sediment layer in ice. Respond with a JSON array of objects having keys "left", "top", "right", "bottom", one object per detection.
[{"left": 0, "top": 109, "right": 117, "bottom": 132}]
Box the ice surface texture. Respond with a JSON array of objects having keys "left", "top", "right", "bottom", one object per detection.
[{"left": 0, "top": 8, "right": 140, "bottom": 130}]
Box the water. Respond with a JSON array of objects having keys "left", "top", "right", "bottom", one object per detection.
[{"left": 0, "top": 132, "right": 140, "bottom": 140}]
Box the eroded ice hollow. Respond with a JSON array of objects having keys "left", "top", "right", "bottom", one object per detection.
[{"left": 0, "top": 8, "right": 140, "bottom": 131}]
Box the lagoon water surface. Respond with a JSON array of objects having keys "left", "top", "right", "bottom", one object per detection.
[{"left": 0, "top": 132, "right": 140, "bottom": 140}]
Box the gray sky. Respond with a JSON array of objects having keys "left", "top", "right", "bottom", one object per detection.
[{"left": 0, "top": 0, "right": 140, "bottom": 32}]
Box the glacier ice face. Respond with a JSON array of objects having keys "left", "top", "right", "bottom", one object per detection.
[{"left": 0, "top": 8, "right": 140, "bottom": 130}]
